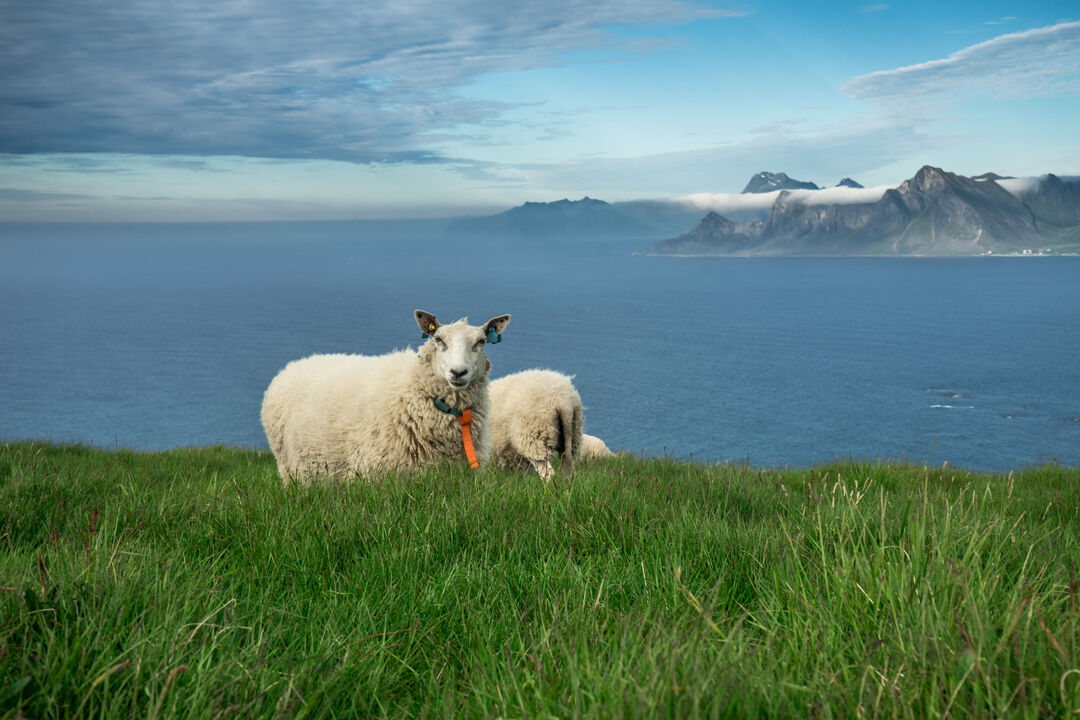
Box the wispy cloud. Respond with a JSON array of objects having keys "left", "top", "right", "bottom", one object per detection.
[
  {"left": 860, "top": 4, "right": 889, "bottom": 13},
  {"left": 0, "top": 1, "right": 742, "bottom": 164},
  {"left": 481, "top": 121, "right": 949, "bottom": 196},
  {"left": 997, "top": 176, "right": 1041, "bottom": 195},
  {"left": 0, "top": 188, "right": 94, "bottom": 202},
  {"left": 843, "top": 21, "right": 1080, "bottom": 102}
]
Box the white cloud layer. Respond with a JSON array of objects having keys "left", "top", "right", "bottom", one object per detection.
[
  {"left": 676, "top": 185, "right": 896, "bottom": 214},
  {"left": 843, "top": 21, "right": 1080, "bottom": 102},
  {"left": 675, "top": 176, "right": 1058, "bottom": 218},
  {"left": 996, "top": 176, "right": 1042, "bottom": 196},
  {"left": 0, "top": 0, "right": 739, "bottom": 164}
]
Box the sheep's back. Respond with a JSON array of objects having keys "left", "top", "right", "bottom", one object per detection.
[
  {"left": 262, "top": 351, "right": 417, "bottom": 481},
  {"left": 489, "top": 370, "right": 583, "bottom": 467},
  {"left": 580, "top": 434, "right": 614, "bottom": 459}
]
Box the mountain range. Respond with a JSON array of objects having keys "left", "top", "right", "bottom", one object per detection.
[
  {"left": 442, "top": 166, "right": 1080, "bottom": 256},
  {"left": 642, "top": 166, "right": 1080, "bottom": 256},
  {"left": 443, "top": 196, "right": 702, "bottom": 241}
]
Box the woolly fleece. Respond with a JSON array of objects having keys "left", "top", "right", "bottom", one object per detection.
[
  {"left": 261, "top": 315, "right": 506, "bottom": 483},
  {"left": 489, "top": 369, "right": 584, "bottom": 480},
  {"left": 581, "top": 433, "right": 615, "bottom": 459}
]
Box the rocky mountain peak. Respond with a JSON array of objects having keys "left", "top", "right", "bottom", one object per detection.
[
  {"left": 907, "top": 165, "right": 950, "bottom": 192},
  {"left": 742, "top": 171, "right": 819, "bottom": 194},
  {"left": 700, "top": 211, "right": 736, "bottom": 228}
]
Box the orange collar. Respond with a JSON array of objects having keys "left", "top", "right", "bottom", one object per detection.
[{"left": 432, "top": 397, "right": 479, "bottom": 469}]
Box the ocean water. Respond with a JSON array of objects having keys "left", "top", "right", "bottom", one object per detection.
[{"left": 2, "top": 221, "right": 1078, "bottom": 471}]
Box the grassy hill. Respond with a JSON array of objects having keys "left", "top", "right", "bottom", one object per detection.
[{"left": 1, "top": 442, "right": 1078, "bottom": 718}]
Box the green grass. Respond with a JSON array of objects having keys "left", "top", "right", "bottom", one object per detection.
[{"left": 1, "top": 442, "right": 1078, "bottom": 719}]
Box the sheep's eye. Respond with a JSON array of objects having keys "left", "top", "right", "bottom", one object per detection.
[
  {"left": 473, "top": 340, "right": 485, "bottom": 351},
  {"left": 435, "top": 338, "right": 447, "bottom": 350}
]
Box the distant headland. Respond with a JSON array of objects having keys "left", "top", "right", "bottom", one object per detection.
[{"left": 444, "top": 166, "right": 1080, "bottom": 256}]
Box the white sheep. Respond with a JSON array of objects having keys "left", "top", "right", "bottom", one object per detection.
[
  {"left": 489, "top": 369, "right": 584, "bottom": 481},
  {"left": 580, "top": 433, "right": 615, "bottom": 459},
  {"left": 261, "top": 310, "right": 510, "bottom": 484}
]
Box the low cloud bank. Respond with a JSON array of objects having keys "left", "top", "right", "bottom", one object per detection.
[
  {"left": 675, "top": 185, "right": 895, "bottom": 214},
  {"left": 676, "top": 175, "right": 1073, "bottom": 214},
  {"left": 996, "top": 177, "right": 1041, "bottom": 196}
]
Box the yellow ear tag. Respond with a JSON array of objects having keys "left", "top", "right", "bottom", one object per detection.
[{"left": 428, "top": 323, "right": 436, "bottom": 332}]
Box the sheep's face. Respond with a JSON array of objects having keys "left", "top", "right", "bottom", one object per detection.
[{"left": 415, "top": 311, "right": 511, "bottom": 392}]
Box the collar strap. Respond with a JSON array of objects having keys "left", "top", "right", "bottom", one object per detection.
[
  {"left": 432, "top": 396, "right": 461, "bottom": 416},
  {"left": 432, "top": 397, "right": 479, "bottom": 469}
]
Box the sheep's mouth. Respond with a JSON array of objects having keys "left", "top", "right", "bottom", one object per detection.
[{"left": 448, "top": 378, "right": 469, "bottom": 389}]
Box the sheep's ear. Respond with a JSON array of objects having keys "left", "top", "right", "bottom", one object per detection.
[
  {"left": 415, "top": 309, "right": 440, "bottom": 338},
  {"left": 483, "top": 314, "right": 510, "bottom": 343}
]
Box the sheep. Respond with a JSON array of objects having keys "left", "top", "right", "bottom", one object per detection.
[
  {"left": 580, "top": 433, "right": 615, "bottom": 459},
  {"left": 261, "top": 309, "right": 510, "bottom": 484},
  {"left": 488, "top": 369, "right": 584, "bottom": 481}
]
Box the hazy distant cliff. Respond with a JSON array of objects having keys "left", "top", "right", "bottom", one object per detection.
[
  {"left": 443, "top": 197, "right": 701, "bottom": 241},
  {"left": 642, "top": 167, "right": 1080, "bottom": 256}
]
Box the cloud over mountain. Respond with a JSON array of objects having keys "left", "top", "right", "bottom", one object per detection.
[{"left": 677, "top": 185, "right": 895, "bottom": 215}]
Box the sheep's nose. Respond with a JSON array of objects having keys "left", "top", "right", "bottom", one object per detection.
[{"left": 450, "top": 367, "right": 468, "bottom": 379}]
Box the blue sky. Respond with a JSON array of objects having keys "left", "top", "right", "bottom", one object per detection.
[{"left": 1, "top": 0, "right": 1077, "bottom": 221}]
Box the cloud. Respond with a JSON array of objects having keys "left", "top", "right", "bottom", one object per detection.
[
  {"left": 842, "top": 21, "right": 1080, "bottom": 102},
  {"left": 860, "top": 5, "right": 889, "bottom": 13},
  {"left": 487, "top": 121, "right": 949, "bottom": 196},
  {"left": 676, "top": 185, "right": 895, "bottom": 214},
  {"left": 996, "top": 176, "right": 1042, "bottom": 196},
  {"left": 0, "top": 188, "right": 94, "bottom": 202},
  {"left": 0, "top": 1, "right": 740, "bottom": 164}
]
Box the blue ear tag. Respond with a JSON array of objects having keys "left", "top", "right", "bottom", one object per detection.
[{"left": 486, "top": 326, "right": 502, "bottom": 344}]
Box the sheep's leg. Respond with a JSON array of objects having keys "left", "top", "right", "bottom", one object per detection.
[
  {"left": 277, "top": 461, "right": 292, "bottom": 487},
  {"left": 531, "top": 458, "right": 555, "bottom": 481},
  {"left": 559, "top": 452, "right": 575, "bottom": 479}
]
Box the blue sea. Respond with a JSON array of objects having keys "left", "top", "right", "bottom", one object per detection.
[{"left": 2, "top": 221, "right": 1078, "bottom": 471}]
